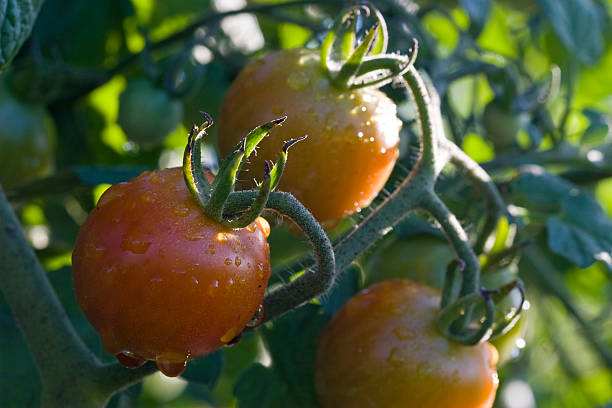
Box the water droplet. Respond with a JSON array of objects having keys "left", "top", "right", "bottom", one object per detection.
[
  {"left": 172, "top": 268, "right": 186, "bottom": 274},
  {"left": 104, "top": 265, "right": 117, "bottom": 274},
  {"left": 149, "top": 171, "right": 164, "bottom": 184},
  {"left": 235, "top": 256, "right": 242, "bottom": 267},
  {"left": 139, "top": 193, "right": 155, "bottom": 204},
  {"left": 121, "top": 237, "right": 152, "bottom": 254},
  {"left": 220, "top": 326, "right": 240, "bottom": 343},
  {"left": 361, "top": 106, "right": 367, "bottom": 112},
  {"left": 173, "top": 205, "right": 190, "bottom": 217},
  {"left": 150, "top": 276, "right": 163, "bottom": 282},
  {"left": 286, "top": 71, "right": 310, "bottom": 90},
  {"left": 365, "top": 120, "right": 371, "bottom": 126},
  {"left": 207, "top": 280, "right": 219, "bottom": 295},
  {"left": 381, "top": 148, "right": 387, "bottom": 154},
  {"left": 387, "top": 347, "right": 404, "bottom": 367},
  {"left": 451, "top": 369, "right": 461, "bottom": 384},
  {"left": 357, "top": 131, "right": 364, "bottom": 138},
  {"left": 191, "top": 276, "right": 199, "bottom": 284},
  {"left": 156, "top": 357, "right": 187, "bottom": 377},
  {"left": 393, "top": 326, "right": 415, "bottom": 340},
  {"left": 246, "top": 304, "right": 265, "bottom": 328},
  {"left": 116, "top": 351, "right": 146, "bottom": 368},
  {"left": 369, "top": 137, "right": 375, "bottom": 142},
  {"left": 416, "top": 362, "right": 433, "bottom": 380},
  {"left": 224, "top": 258, "right": 232, "bottom": 266},
  {"left": 227, "top": 278, "right": 234, "bottom": 285},
  {"left": 225, "top": 332, "right": 243, "bottom": 347}
]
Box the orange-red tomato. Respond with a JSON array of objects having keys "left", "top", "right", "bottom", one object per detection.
[
  {"left": 72, "top": 168, "right": 271, "bottom": 377},
  {"left": 218, "top": 48, "right": 401, "bottom": 228},
  {"left": 315, "top": 280, "right": 499, "bottom": 408}
]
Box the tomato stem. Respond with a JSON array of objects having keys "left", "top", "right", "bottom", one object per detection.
[
  {"left": 446, "top": 140, "right": 509, "bottom": 254},
  {"left": 321, "top": 3, "right": 416, "bottom": 91},
  {"left": 0, "top": 187, "right": 159, "bottom": 407},
  {"left": 183, "top": 114, "right": 289, "bottom": 227},
  {"left": 224, "top": 190, "right": 335, "bottom": 322}
]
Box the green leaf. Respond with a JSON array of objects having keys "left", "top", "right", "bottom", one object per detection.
[
  {"left": 547, "top": 194, "right": 612, "bottom": 272},
  {"left": 459, "top": 0, "right": 491, "bottom": 36},
  {"left": 509, "top": 165, "right": 575, "bottom": 211},
  {"left": 537, "top": 0, "right": 604, "bottom": 65},
  {"left": 234, "top": 363, "right": 290, "bottom": 408},
  {"left": 0, "top": 0, "right": 44, "bottom": 70},
  {"left": 234, "top": 305, "right": 328, "bottom": 408}
]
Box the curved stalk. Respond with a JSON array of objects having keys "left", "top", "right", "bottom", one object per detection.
[
  {"left": 446, "top": 140, "right": 508, "bottom": 254},
  {"left": 224, "top": 191, "right": 335, "bottom": 322}
]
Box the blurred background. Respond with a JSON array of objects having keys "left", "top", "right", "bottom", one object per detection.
[{"left": 2, "top": 0, "right": 612, "bottom": 407}]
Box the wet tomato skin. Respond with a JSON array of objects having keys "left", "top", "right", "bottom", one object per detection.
[
  {"left": 218, "top": 48, "right": 401, "bottom": 228},
  {"left": 315, "top": 280, "right": 499, "bottom": 408},
  {"left": 72, "top": 167, "right": 271, "bottom": 376}
]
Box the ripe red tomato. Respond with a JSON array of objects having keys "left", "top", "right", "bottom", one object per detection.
[
  {"left": 315, "top": 280, "right": 499, "bottom": 408},
  {"left": 218, "top": 48, "right": 401, "bottom": 228},
  {"left": 72, "top": 167, "right": 271, "bottom": 377}
]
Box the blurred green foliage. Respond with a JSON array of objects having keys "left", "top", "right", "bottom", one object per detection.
[{"left": 2, "top": 0, "right": 612, "bottom": 407}]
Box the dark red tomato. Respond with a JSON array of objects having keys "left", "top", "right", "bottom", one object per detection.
[
  {"left": 218, "top": 48, "right": 401, "bottom": 228},
  {"left": 315, "top": 280, "right": 499, "bottom": 408},
  {"left": 72, "top": 168, "right": 271, "bottom": 376}
]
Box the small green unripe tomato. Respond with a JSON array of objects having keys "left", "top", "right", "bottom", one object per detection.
[
  {"left": 482, "top": 99, "right": 528, "bottom": 151},
  {"left": 0, "top": 84, "right": 56, "bottom": 189},
  {"left": 117, "top": 78, "right": 183, "bottom": 149}
]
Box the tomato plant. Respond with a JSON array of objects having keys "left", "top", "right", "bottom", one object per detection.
[
  {"left": 72, "top": 167, "right": 271, "bottom": 377},
  {"left": 117, "top": 78, "right": 183, "bottom": 149},
  {"left": 315, "top": 279, "right": 499, "bottom": 408},
  {"left": 217, "top": 48, "right": 402, "bottom": 228},
  {"left": 0, "top": 82, "right": 55, "bottom": 189}
]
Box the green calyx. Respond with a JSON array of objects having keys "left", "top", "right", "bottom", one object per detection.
[
  {"left": 182, "top": 112, "right": 305, "bottom": 228},
  {"left": 320, "top": 2, "right": 417, "bottom": 90},
  {"left": 437, "top": 257, "right": 526, "bottom": 345}
]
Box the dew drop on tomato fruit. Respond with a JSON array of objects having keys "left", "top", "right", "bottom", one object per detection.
[
  {"left": 172, "top": 205, "right": 190, "bottom": 217},
  {"left": 224, "top": 257, "right": 232, "bottom": 266},
  {"left": 227, "top": 277, "right": 234, "bottom": 286},
  {"left": 386, "top": 347, "right": 404, "bottom": 368},
  {"left": 416, "top": 362, "right": 433, "bottom": 380},
  {"left": 392, "top": 326, "right": 415, "bottom": 341},
  {"left": 235, "top": 256, "right": 242, "bottom": 267},
  {"left": 191, "top": 276, "right": 199, "bottom": 285},
  {"left": 207, "top": 280, "right": 219, "bottom": 296},
  {"left": 149, "top": 171, "right": 164, "bottom": 184},
  {"left": 286, "top": 71, "right": 310, "bottom": 91},
  {"left": 116, "top": 351, "right": 146, "bottom": 369},
  {"left": 139, "top": 193, "right": 155, "bottom": 204},
  {"left": 121, "top": 237, "right": 152, "bottom": 254},
  {"left": 225, "top": 332, "right": 243, "bottom": 347},
  {"left": 156, "top": 357, "right": 187, "bottom": 377},
  {"left": 246, "top": 304, "right": 264, "bottom": 328},
  {"left": 220, "top": 326, "right": 240, "bottom": 343}
]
